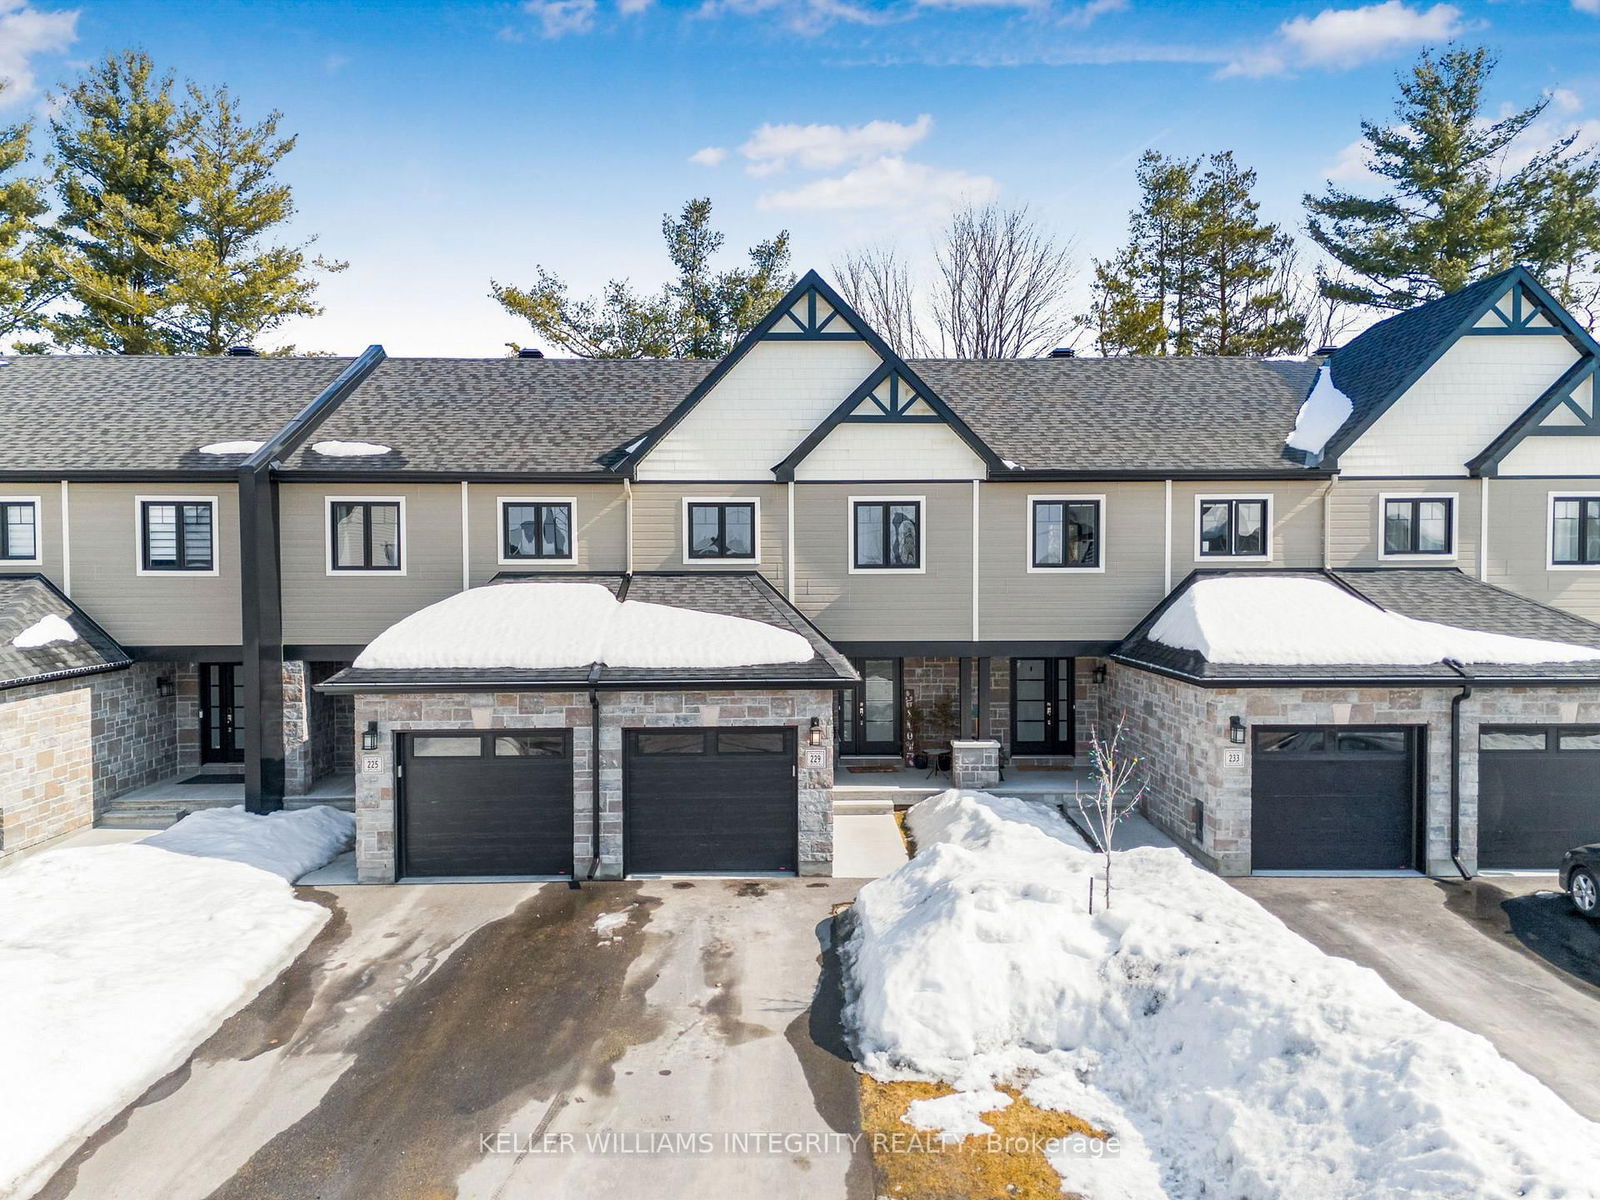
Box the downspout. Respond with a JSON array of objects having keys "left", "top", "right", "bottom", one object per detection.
[
  {"left": 587, "top": 661, "right": 604, "bottom": 880},
  {"left": 1444, "top": 657, "right": 1474, "bottom": 881}
]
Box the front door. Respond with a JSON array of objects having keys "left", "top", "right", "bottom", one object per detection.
[
  {"left": 1010, "top": 658, "right": 1074, "bottom": 754},
  {"left": 839, "top": 657, "right": 901, "bottom": 756},
  {"left": 199, "top": 663, "right": 245, "bottom": 763}
]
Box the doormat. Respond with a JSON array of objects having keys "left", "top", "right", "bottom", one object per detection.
[
  {"left": 180, "top": 774, "right": 244, "bottom": 785},
  {"left": 845, "top": 764, "right": 900, "bottom": 774}
]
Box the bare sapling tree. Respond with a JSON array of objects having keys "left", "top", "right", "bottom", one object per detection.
[
  {"left": 932, "top": 202, "right": 1076, "bottom": 358},
  {"left": 1073, "top": 716, "right": 1150, "bottom": 910},
  {"left": 834, "top": 244, "right": 929, "bottom": 357}
]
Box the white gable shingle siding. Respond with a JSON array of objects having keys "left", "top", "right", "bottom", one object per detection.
[{"left": 793, "top": 421, "right": 986, "bottom": 481}]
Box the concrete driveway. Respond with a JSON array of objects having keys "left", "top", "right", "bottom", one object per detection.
[
  {"left": 1233, "top": 874, "right": 1600, "bottom": 1121},
  {"left": 38, "top": 877, "right": 874, "bottom": 1200}
]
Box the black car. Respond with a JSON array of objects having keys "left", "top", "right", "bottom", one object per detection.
[{"left": 1560, "top": 845, "right": 1600, "bottom": 918}]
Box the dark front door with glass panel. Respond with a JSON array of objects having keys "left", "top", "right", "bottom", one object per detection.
[
  {"left": 199, "top": 663, "right": 245, "bottom": 763},
  {"left": 1010, "top": 658, "right": 1074, "bottom": 755},
  {"left": 839, "top": 657, "right": 901, "bottom": 756}
]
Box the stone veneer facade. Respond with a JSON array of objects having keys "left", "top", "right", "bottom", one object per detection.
[
  {"left": 351, "top": 687, "right": 836, "bottom": 884},
  {"left": 1101, "top": 660, "right": 1600, "bottom": 876},
  {"left": 0, "top": 661, "right": 179, "bottom": 859},
  {"left": 901, "top": 655, "right": 1098, "bottom": 760}
]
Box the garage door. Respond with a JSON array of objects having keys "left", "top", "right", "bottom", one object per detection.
[
  {"left": 624, "top": 727, "right": 796, "bottom": 874},
  {"left": 1251, "top": 726, "right": 1420, "bottom": 871},
  {"left": 399, "top": 731, "right": 573, "bottom": 878},
  {"left": 1479, "top": 725, "right": 1600, "bottom": 869}
]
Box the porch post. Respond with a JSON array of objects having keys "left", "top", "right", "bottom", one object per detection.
[
  {"left": 977, "top": 657, "right": 991, "bottom": 740},
  {"left": 957, "top": 656, "right": 972, "bottom": 739}
]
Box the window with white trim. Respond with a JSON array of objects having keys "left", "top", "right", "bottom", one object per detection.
[
  {"left": 330, "top": 500, "right": 402, "bottom": 571},
  {"left": 1382, "top": 496, "right": 1453, "bottom": 557},
  {"left": 1552, "top": 497, "right": 1600, "bottom": 566},
  {"left": 0, "top": 500, "right": 38, "bottom": 561},
  {"left": 853, "top": 500, "right": 921, "bottom": 569},
  {"left": 1198, "top": 497, "right": 1268, "bottom": 558},
  {"left": 686, "top": 501, "right": 756, "bottom": 560},
  {"left": 141, "top": 500, "right": 214, "bottom": 572},
  {"left": 502, "top": 501, "right": 573, "bottom": 561},
  {"left": 1032, "top": 498, "right": 1100, "bottom": 569}
]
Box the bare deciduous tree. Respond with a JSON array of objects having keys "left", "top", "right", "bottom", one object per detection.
[
  {"left": 833, "top": 244, "right": 929, "bottom": 357},
  {"left": 931, "top": 202, "right": 1076, "bottom": 358},
  {"left": 1073, "top": 716, "right": 1150, "bottom": 911}
]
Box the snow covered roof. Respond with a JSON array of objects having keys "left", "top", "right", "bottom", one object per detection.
[
  {"left": 1115, "top": 568, "right": 1600, "bottom": 685},
  {"left": 0, "top": 576, "right": 131, "bottom": 690},
  {"left": 321, "top": 572, "right": 857, "bottom": 692}
]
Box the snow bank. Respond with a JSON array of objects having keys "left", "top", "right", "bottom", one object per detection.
[
  {"left": 143, "top": 804, "right": 355, "bottom": 883},
  {"left": 10, "top": 614, "right": 78, "bottom": 649},
  {"left": 1285, "top": 364, "right": 1352, "bottom": 457},
  {"left": 196, "top": 440, "right": 264, "bottom": 455},
  {"left": 0, "top": 845, "right": 328, "bottom": 1199},
  {"left": 354, "top": 581, "right": 813, "bottom": 670},
  {"left": 841, "top": 790, "right": 1600, "bottom": 1199},
  {"left": 310, "top": 439, "right": 391, "bottom": 457},
  {"left": 904, "top": 1089, "right": 1012, "bottom": 1141},
  {"left": 1151, "top": 575, "right": 1600, "bottom": 666}
]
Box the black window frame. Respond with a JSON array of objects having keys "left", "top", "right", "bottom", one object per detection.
[
  {"left": 1031, "top": 498, "right": 1101, "bottom": 569},
  {"left": 139, "top": 499, "right": 215, "bottom": 572},
  {"left": 1197, "top": 497, "right": 1269, "bottom": 559},
  {"left": 1382, "top": 496, "right": 1454, "bottom": 557},
  {"left": 686, "top": 501, "right": 758, "bottom": 561},
  {"left": 852, "top": 499, "right": 922, "bottom": 571},
  {"left": 0, "top": 499, "right": 38, "bottom": 561},
  {"left": 1551, "top": 496, "right": 1600, "bottom": 566},
  {"left": 501, "top": 500, "right": 574, "bottom": 562},
  {"left": 329, "top": 500, "right": 404, "bottom": 572}
]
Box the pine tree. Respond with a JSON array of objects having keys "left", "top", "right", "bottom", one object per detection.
[
  {"left": 0, "top": 83, "right": 53, "bottom": 351},
  {"left": 1078, "top": 250, "right": 1165, "bottom": 357},
  {"left": 1194, "top": 152, "right": 1306, "bottom": 356},
  {"left": 491, "top": 198, "right": 792, "bottom": 358},
  {"left": 160, "top": 84, "right": 344, "bottom": 354},
  {"left": 1129, "top": 152, "right": 1204, "bottom": 354},
  {"left": 1520, "top": 158, "right": 1600, "bottom": 328},
  {"left": 1304, "top": 47, "right": 1586, "bottom": 311},
  {"left": 46, "top": 51, "right": 187, "bottom": 354}
]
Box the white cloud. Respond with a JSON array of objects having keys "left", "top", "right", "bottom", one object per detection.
[
  {"left": 739, "top": 113, "right": 934, "bottom": 175},
  {"left": 1221, "top": 1, "right": 1464, "bottom": 78},
  {"left": 689, "top": 145, "right": 728, "bottom": 166},
  {"left": 1547, "top": 87, "right": 1582, "bottom": 114},
  {"left": 522, "top": 0, "right": 597, "bottom": 37},
  {"left": 693, "top": 0, "right": 885, "bottom": 33},
  {"left": 618, "top": 0, "right": 654, "bottom": 11},
  {"left": 1323, "top": 136, "right": 1380, "bottom": 182},
  {"left": 0, "top": 1, "right": 76, "bottom": 102},
  {"left": 1059, "top": 0, "right": 1127, "bottom": 27},
  {"left": 758, "top": 154, "right": 998, "bottom": 216},
  {"left": 1576, "top": 0, "right": 1599, "bottom": 13}
]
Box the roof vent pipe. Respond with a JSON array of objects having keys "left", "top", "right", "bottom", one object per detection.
[
  {"left": 226, "top": 345, "right": 258, "bottom": 357},
  {"left": 517, "top": 348, "right": 545, "bottom": 359},
  {"left": 1314, "top": 344, "right": 1340, "bottom": 357},
  {"left": 1049, "top": 347, "right": 1075, "bottom": 359}
]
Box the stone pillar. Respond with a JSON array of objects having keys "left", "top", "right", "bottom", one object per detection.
[
  {"left": 952, "top": 739, "right": 1002, "bottom": 790},
  {"left": 174, "top": 663, "right": 201, "bottom": 773},
  {"left": 282, "top": 660, "right": 313, "bottom": 796}
]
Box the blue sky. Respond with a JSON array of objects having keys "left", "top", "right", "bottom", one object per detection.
[{"left": 0, "top": 0, "right": 1594, "bottom": 355}]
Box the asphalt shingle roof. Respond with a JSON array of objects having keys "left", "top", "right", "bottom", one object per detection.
[
  {"left": 319, "top": 571, "right": 858, "bottom": 692},
  {"left": 1112, "top": 566, "right": 1600, "bottom": 685},
  {"left": 0, "top": 574, "right": 131, "bottom": 689}
]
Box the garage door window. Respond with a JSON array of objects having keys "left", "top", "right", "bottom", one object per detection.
[
  {"left": 1335, "top": 729, "right": 1408, "bottom": 753},
  {"left": 494, "top": 734, "right": 565, "bottom": 757},
  {"left": 717, "top": 730, "right": 787, "bottom": 754},
  {"left": 412, "top": 736, "right": 480, "bottom": 757},
  {"left": 1257, "top": 729, "right": 1325, "bottom": 753},
  {"left": 634, "top": 732, "right": 706, "bottom": 755},
  {"left": 1558, "top": 729, "right": 1600, "bottom": 750},
  {"left": 1480, "top": 729, "right": 1547, "bottom": 751}
]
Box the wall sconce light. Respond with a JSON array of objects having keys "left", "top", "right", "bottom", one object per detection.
[
  {"left": 362, "top": 721, "right": 380, "bottom": 752},
  {"left": 808, "top": 716, "right": 824, "bottom": 746},
  {"left": 1228, "top": 715, "right": 1246, "bottom": 745},
  {"left": 1093, "top": 664, "right": 1108, "bottom": 685},
  {"left": 155, "top": 675, "right": 174, "bottom": 697}
]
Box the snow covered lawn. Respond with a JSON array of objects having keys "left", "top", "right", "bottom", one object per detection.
[
  {"left": 841, "top": 790, "right": 1600, "bottom": 1199},
  {"left": 0, "top": 806, "right": 351, "bottom": 1200}
]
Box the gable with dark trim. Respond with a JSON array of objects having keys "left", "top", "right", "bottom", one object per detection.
[{"left": 1470, "top": 357, "right": 1600, "bottom": 474}]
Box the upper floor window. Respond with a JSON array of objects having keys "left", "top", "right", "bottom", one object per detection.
[
  {"left": 140, "top": 498, "right": 215, "bottom": 573},
  {"left": 1551, "top": 496, "right": 1600, "bottom": 567},
  {"left": 500, "top": 499, "right": 574, "bottom": 563},
  {"left": 685, "top": 500, "right": 757, "bottom": 561},
  {"left": 0, "top": 499, "right": 39, "bottom": 562},
  {"left": 1031, "top": 497, "right": 1101, "bottom": 570},
  {"left": 329, "top": 499, "right": 403, "bottom": 572},
  {"left": 1381, "top": 495, "right": 1454, "bottom": 558},
  {"left": 852, "top": 499, "right": 922, "bottom": 571},
  {"left": 1198, "top": 497, "right": 1269, "bottom": 560}
]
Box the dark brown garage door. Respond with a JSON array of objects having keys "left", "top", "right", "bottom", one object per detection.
[
  {"left": 624, "top": 727, "right": 797, "bottom": 874},
  {"left": 1251, "top": 726, "right": 1421, "bottom": 871},
  {"left": 1479, "top": 725, "right": 1600, "bottom": 869},
  {"left": 399, "top": 731, "right": 573, "bottom": 878}
]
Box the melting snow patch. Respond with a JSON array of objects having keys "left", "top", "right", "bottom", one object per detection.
[
  {"left": 1285, "top": 364, "right": 1353, "bottom": 457},
  {"left": 593, "top": 910, "right": 631, "bottom": 943},
  {"left": 197, "top": 440, "right": 264, "bottom": 455},
  {"left": 354, "top": 581, "right": 813, "bottom": 670},
  {"left": 1149, "top": 575, "right": 1600, "bottom": 666},
  {"left": 841, "top": 789, "right": 1600, "bottom": 1199},
  {"left": 143, "top": 804, "right": 355, "bottom": 883},
  {"left": 10, "top": 614, "right": 79, "bottom": 649},
  {"left": 903, "top": 1089, "right": 1012, "bottom": 1142},
  {"left": 310, "top": 440, "right": 392, "bottom": 457}
]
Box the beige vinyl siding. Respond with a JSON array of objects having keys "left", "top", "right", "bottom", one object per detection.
[
  {"left": 979, "top": 482, "right": 1166, "bottom": 641},
  {"left": 1487, "top": 477, "right": 1600, "bottom": 621},
  {"left": 281, "top": 484, "right": 461, "bottom": 644},
  {"left": 792, "top": 483, "right": 971, "bottom": 640},
  {"left": 66, "top": 482, "right": 241, "bottom": 646},
  {"left": 629, "top": 483, "right": 787, "bottom": 587},
  {"left": 466, "top": 484, "right": 627, "bottom": 585},
  {"left": 0, "top": 482, "right": 63, "bottom": 588},
  {"left": 1169, "top": 480, "right": 1328, "bottom": 577},
  {"left": 1325, "top": 478, "right": 1481, "bottom": 569}
]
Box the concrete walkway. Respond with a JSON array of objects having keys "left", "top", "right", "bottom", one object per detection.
[
  {"left": 831, "top": 813, "right": 908, "bottom": 878},
  {"left": 37, "top": 877, "right": 873, "bottom": 1200},
  {"left": 1234, "top": 874, "right": 1600, "bottom": 1121}
]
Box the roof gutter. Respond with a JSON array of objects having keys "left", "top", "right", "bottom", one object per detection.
[{"left": 1444, "top": 657, "right": 1474, "bottom": 881}]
